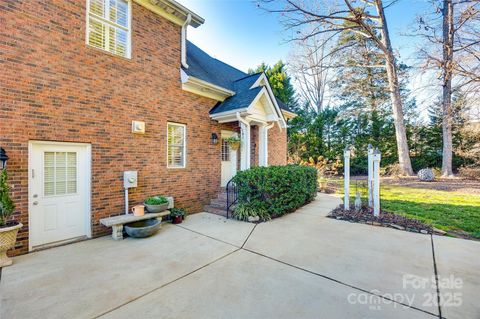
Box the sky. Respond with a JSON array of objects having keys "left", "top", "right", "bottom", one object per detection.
[
  {"left": 181, "top": 0, "right": 432, "bottom": 72},
  {"left": 180, "top": 0, "right": 447, "bottom": 119}
]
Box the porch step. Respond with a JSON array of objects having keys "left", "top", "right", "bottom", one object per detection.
[
  {"left": 209, "top": 198, "right": 228, "bottom": 209},
  {"left": 203, "top": 205, "right": 228, "bottom": 217},
  {"left": 216, "top": 192, "right": 228, "bottom": 201}
]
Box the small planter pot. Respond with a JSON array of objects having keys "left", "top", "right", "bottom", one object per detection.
[
  {"left": 172, "top": 216, "right": 183, "bottom": 224},
  {"left": 124, "top": 219, "right": 161, "bottom": 238},
  {"left": 0, "top": 222, "right": 23, "bottom": 267},
  {"left": 144, "top": 202, "right": 169, "bottom": 213}
]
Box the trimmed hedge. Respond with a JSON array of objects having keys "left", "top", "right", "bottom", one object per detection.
[{"left": 233, "top": 165, "right": 317, "bottom": 218}]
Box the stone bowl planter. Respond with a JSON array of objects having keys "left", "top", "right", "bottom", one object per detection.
[
  {"left": 124, "top": 219, "right": 161, "bottom": 238},
  {"left": 144, "top": 202, "right": 169, "bottom": 213},
  {"left": 0, "top": 222, "right": 23, "bottom": 267}
]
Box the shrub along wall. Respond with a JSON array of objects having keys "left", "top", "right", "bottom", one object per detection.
[{"left": 233, "top": 165, "right": 317, "bottom": 218}]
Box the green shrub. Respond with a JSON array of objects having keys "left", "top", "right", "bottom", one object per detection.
[
  {"left": 144, "top": 196, "right": 168, "bottom": 205},
  {"left": 233, "top": 203, "right": 270, "bottom": 222},
  {"left": 233, "top": 165, "right": 317, "bottom": 218},
  {"left": 0, "top": 170, "right": 15, "bottom": 226}
]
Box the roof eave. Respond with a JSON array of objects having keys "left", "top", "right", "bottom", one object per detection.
[
  {"left": 181, "top": 70, "right": 235, "bottom": 101},
  {"left": 135, "top": 0, "right": 205, "bottom": 28},
  {"left": 282, "top": 110, "right": 297, "bottom": 119}
]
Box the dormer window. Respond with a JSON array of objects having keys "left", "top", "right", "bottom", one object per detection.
[{"left": 86, "top": 0, "right": 131, "bottom": 58}]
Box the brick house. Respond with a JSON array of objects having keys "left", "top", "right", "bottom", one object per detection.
[{"left": 0, "top": 0, "right": 295, "bottom": 256}]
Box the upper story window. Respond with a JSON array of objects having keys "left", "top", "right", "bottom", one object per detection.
[
  {"left": 87, "top": 0, "right": 131, "bottom": 58},
  {"left": 167, "top": 123, "right": 186, "bottom": 168}
]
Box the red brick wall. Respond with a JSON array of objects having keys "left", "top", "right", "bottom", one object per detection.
[
  {"left": 268, "top": 124, "right": 288, "bottom": 166},
  {"left": 250, "top": 125, "right": 259, "bottom": 167},
  {"left": 0, "top": 0, "right": 287, "bottom": 256}
]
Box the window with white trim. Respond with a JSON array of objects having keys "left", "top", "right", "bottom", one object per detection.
[
  {"left": 221, "top": 139, "right": 230, "bottom": 162},
  {"left": 167, "top": 123, "right": 186, "bottom": 168},
  {"left": 87, "top": 0, "right": 131, "bottom": 58}
]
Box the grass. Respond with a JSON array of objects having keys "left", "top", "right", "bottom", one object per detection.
[{"left": 331, "top": 179, "right": 480, "bottom": 239}]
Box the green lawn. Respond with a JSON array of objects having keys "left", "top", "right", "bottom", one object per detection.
[{"left": 332, "top": 180, "right": 480, "bottom": 239}]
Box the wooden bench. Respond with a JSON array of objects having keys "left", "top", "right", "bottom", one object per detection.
[{"left": 100, "top": 211, "right": 170, "bottom": 240}]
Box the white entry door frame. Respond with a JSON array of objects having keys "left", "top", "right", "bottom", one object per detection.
[
  {"left": 28, "top": 141, "right": 92, "bottom": 251},
  {"left": 220, "top": 130, "right": 238, "bottom": 187}
]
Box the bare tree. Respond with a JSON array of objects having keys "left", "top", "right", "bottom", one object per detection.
[
  {"left": 415, "top": 0, "right": 480, "bottom": 176},
  {"left": 442, "top": 0, "right": 455, "bottom": 176},
  {"left": 259, "top": 0, "right": 415, "bottom": 175},
  {"left": 289, "top": 34, "right": 332, "bottom": 113}
]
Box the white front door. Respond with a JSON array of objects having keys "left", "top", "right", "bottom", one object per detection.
[
  {"left": 220, "top": 131, "right": 238, "bottom": 187},
  {"left": 29, "top": 142, "right": 91, "bottom": 249}
]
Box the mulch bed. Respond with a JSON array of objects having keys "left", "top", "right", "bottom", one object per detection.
[{"left": 328, "top": 205, "right": 433, "bottom": 235}]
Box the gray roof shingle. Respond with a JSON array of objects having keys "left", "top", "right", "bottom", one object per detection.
[
  {"left": 184, "top": 41, "right": 247, "bottom": 91},
  {"left": 184, "top": 41, "right": 293, "bottom": 116}
]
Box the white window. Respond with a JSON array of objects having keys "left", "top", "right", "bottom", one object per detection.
[
  {"left": 44, "top": 152, "right": 77, "bottom": 196},
  {"left": 221, "top": 139, "right": 230, "bottom": 162},
  {"left": 167, "top": 123, "right": 186, "bottom": 168},
  {"left": 86, "top": 0, "right": 131, "bottom": 58}
]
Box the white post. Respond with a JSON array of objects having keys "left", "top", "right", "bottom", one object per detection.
[
  {"left": 367, "top": 144, "right": 374, "bottom": 208},
  {"left": 238, "top": 119, "right": 251, "bottom": 171},
  {"left": 372, "top": 149, "right": 381, "bottom": 217},
  {"left": 245, "top": 124, "right": 251, "bottom": 169},
  {"left": 259, "top": 123, "right": 274, "bottom": 167},
  {"left": 258, "top": 125, "right": 266, "bottom": 167},
  {"left": 344, "top": 148, "right": 350, "bottom": 210}
]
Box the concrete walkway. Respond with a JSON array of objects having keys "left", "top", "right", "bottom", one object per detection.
[{"left": 1, "top": 193, "right": 478, "bottom": 319}]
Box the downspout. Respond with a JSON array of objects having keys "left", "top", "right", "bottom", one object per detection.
[{"left": 181, "top": 13, "right": 191, "bottom": 69}]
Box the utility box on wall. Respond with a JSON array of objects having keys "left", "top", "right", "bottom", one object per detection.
[
  {"left": 131, "top": 121, "right": 145, "bottom": 134},
  {"left": 123, "top": 171, "right": 138, "bottom": 188}
]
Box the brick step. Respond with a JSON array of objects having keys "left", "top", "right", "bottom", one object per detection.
[
  {"left": 217, "top": 193, "right": 228, "bottom": 200},
  {"left": 203, "top": 205, "right": 228, "bottom": 217},
  {"left": 210, "top": 198, "right": 227, "bottom": 208}
]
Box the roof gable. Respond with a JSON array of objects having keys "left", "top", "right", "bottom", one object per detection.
[{"left": 183, "top": 41, "right": 294, "bottom": 122}]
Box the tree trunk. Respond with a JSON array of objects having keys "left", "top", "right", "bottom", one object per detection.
[
  {"left": 441, "top": 0, "right": 454, "bottom": 177},
  {"left": 375, "top": 0, "right": 414, "bottom": 176}
]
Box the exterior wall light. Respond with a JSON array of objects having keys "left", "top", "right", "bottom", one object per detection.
[
  {"left": 0, "top": 148, "right": 9, "bottom": 169},
  {"left": 211, "top": 133, "right": 218, "bottom": 145}
]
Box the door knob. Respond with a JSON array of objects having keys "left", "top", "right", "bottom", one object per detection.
[{"left": 33, "top": 201, "right": 39, "bottom": 205}]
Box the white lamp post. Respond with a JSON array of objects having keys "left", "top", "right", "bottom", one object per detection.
[
  {"left": 372, "top": 148, "right": 381, "bottom": 217},
  {"left": 367, "top": 144, "right": 374, "bottom": 208},
  {"left": 344, "top": 147, "right": 350, "bottom": 210}
]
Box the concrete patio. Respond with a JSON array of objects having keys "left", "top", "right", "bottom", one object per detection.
[{"left": 1, "top": 193, "right": 478, "bottom": 319}]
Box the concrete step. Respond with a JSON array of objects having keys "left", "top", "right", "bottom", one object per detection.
[{"left": 203, "top": 205, "right": 228, "bottom": 217}]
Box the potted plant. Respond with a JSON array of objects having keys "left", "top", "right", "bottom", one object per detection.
[
  {"left": 224, "top": 136, "right": 241, "bottom": 151},
  {"left": 144, "top": 195, "right": 169, "bottom": 213},
  {"left": 0, "top": 169, "right": 21, "bottom": 267},
  {"left": 170, "top": 208, "right": 186, "bottom": 224}
]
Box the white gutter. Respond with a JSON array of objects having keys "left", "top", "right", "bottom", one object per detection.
[
  {"left": 236, "top": 112, "right": 250, "bottom": 126},
  {"left": 181, "top": 13, "right": 191, "bottom": 69}
]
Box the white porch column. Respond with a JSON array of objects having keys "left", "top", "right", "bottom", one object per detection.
[
  {"left": 238, "top": 114, "right": 251, "bottom": 170},
  {"left": 259, "top": 123, "right": 274, "bottom": 166}
]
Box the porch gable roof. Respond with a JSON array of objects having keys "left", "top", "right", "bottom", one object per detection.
[{"left": 183, "top": 41, "right": 295, "bottom": 122}]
